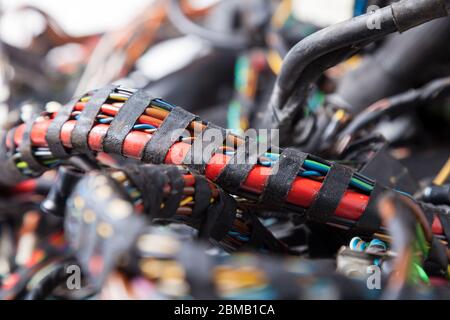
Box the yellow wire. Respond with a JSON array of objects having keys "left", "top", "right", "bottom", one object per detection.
[
  {"left": 272, "top": 0, "right": 292, "bottom": 29},
  {"left": 333, "top": 109, "right": 348, "bottom": 122},
  {"left": 267, "top": 50, "right": 283, "bottom": 75},
  {"left": 110, "top": 171, "right": 127, "bottom": 183},
  {"left": 179, "top": 196, "right": 193, "bottom": 207},
  {"left": 214, "top": 266, "right": 267, "bottom": 292},
  {"left": 433, "top": 157, "right": 450, "bottom": 186}
]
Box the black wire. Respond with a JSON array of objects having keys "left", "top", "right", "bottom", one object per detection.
[
  {"left": 261, "top": 0, "right": 449, "bottom": 132},
  {"left": 265, "top": 45, "right": 364, "bottom": 146},
  {"left": 337, "top": 76, "right": 450, "bottom": 140},
  {"left": 25, "top": 262, "right": 71, "bottom": 300},
  {"left": 67, "top": 155, "right": 100, "bottom": 172}
]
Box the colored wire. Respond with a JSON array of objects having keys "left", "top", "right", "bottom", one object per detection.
[{"left": 7, "top": 88, "right": 448, "bottom": 238}]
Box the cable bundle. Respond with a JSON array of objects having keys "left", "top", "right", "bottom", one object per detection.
[
  {"left": 63, "top": 168, "right": 285, "bottom": 291},
  {"left": 66, "top": 165, "right": 286, "bottom": 255},
  {"left": 3, "top": 86, "right": 449, "bottom": 246}
]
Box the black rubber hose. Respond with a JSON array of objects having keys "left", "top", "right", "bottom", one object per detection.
[
  {"left": 261, "top": 0, "right": 449, "bottom": 133},
  {"left": 330, "top": 17, "right": 450, "bottom": 115}
]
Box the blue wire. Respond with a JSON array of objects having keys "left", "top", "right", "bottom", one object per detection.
[
  {"left": 133, "top": 124, "right": 156, "bottom": 130},
  {"left": 153, "top": 99, "right": 174, "bottom": 111},
  {"left": 228, "top": 231, "right": 250, "bottom": 242},
  {"left": 395, "top": 189, "right": 412, "bottom": 198},
  {"left": 98, "top": 117, "right": 114, "bottom": 124},
  {"left": 263, "top": 152, "right": 279, "bottom": 161},
  {"left": 300, "top": 171, "right": 322, "bottom": 177},
  {"left": 258, "top": 160, "right": 272, "bottom": 166}
]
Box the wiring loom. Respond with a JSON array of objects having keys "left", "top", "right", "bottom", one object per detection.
[
  {"left": 2, "top": 86, "right": 450, "bottom": 246},
  {"left": 83, "top": 165, "right": 287, "bottom": 254}
]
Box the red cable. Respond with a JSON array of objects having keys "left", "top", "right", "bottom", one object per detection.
[
  {"left": 11, "top": 119, "right": 444, "bottom": 236},
  {"left": 11, "top": 179, "right": 38, "bottom": 193}
]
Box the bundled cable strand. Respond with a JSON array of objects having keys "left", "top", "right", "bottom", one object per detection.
[
  {"left": 63, "top": 169, "right": 286, "bottom": 293},
  {"left": 3, "top": 86, "right": 450, "bottom": 244},
  {"left": 111, "top": 164, "right": 288, "bottom": 253},
  {"left": 64, "top": 166, "right": 286, "bottom": 288}
]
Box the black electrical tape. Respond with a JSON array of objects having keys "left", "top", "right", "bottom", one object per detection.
[
  {"left": 209, "top": 191, "right": 237, "bottom": 242},
  {"left": 183, "top": 123, "right": 228, "bottom": 175},
  {"left": 71, "top": 85, "right": 118, "bottom": 154},
  {"left": 215, "top": 136, "right": 263, "bottom": 193},
  {"left": 354, "top": 183, "right": 386, "bottom": 235},
  {"left": 198, "top": 190, "right": 225, "bottom": 240},
  {"left": 126, "top": 165, "right": 249, "bottom": 247},
  {"left": 142, "top": 107, "right": 197, "bottom": 164},
  {"left": 190, "top": 174, "right": 212, "bottom": 227},
  {"left": 438, "top": 213, "right": 450, "bottom": 248},
  {"left": 199, "top": 190, "right": 237, "bottom": 242},
  {"left": 124, "top": 165, "right": 167, "bottom": 218},
  {"left": 306, "top": 164, "right": 353, "bottom": 223},
  {"left": 17, "top": 113, "right": 47, "bottom": 174},
  {"left": 158, "top": 166, "right": 185, "bottom": 219},
  {"left": 260, "top": 148, "right": 307, "bottom": 205},
  {"left": 46, "top": 96, "right": 81, "bottom": 159},
  {"left": 103, "top": 89, "right": 154, "bottom": 155},
  {"left": 244, "top": 214, "right": 268, "bottom": 249},
  {"left": 125, "top": 165, "right": 215, "bottom": 225},
  {"left": 125, "top": 165, "right": 282, "bottom": 251}
]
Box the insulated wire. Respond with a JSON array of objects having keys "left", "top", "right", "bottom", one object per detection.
[{"left": 8, "top": 88, "right": 447, "bottom": 238}]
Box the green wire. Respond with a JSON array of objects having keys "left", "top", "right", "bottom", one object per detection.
[
  {"left": 16, "top": 161, "right": 28, "bottom": 169},
  {"left": 413, "top": 263, "right": 430, "bottom": 284},
  {"left": 235, "top": 56, "right": 249, "bottom": 93},
  {"left": 42, "top": 159, "right": 59, "bottom": 165},
  {"left": 227, "top": 100, "right": 243, "bottom": 135},
  {"left": 304, "top": 159, "right": 373, "bottom": 192},
  {"left": 264, "top": 153, "right": 374, "bottom": 193},
  {"left": 408, "top": 224, "right": 430, "bottom": 285},
  {"left": 415, "top": 224, "right": 429, "bottom": 257}
]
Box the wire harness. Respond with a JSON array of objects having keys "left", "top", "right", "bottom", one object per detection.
[{"left": 2, "top": 86, "right": 450, "bottom": 244}]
